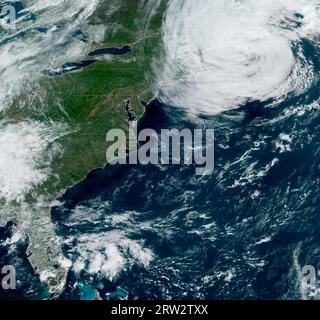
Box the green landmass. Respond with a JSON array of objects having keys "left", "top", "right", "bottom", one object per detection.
[
  {"left": 6, "top": 0, "right": 168, "bottom": 198},
  {"left": 0, "top": 0, "right": 168, "bottom": 294}
]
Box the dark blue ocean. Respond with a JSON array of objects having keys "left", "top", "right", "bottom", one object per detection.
[
  {"left": 52, "top": 87, "right": 320, "bottom": 300},
  {"left": 49, "top": 34, "right": 320, "bottom": 299}
]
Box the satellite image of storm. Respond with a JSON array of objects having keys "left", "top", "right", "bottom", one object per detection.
[{"left": 0, "top": 0, "right": 320, "bottom": 307}]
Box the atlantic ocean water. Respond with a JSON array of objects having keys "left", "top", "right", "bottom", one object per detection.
[{"left": 52, "top": 45, "right": 320, "bottom": 299}]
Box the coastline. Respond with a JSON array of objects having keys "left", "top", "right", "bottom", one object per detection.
[{"left": 0, "top": 0, "right": 168, "bottom": 298}]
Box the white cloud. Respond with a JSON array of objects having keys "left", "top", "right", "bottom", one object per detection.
[
  {"left": 156, "top": 0, "right": 320, "bottom": 114},
  {"left": 0, "top": 121, "right": 69, "bottom": 202}
]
